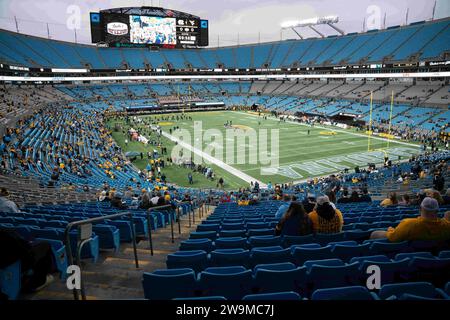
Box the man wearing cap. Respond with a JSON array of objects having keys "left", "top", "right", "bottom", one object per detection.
[
  {"left": 275, "top": 194, "right": 292, "bottom": 220},
  {"left": 370, "top": 197, "right": 450, "bottom": 242}
]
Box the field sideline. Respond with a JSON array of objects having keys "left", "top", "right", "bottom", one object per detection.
[{"left": 108, "top": 111, "right": 422, "bottom": 189}]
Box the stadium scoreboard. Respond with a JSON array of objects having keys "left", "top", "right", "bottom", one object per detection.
[{"left": 90, "top": 7, "right": 209, "bottom": 48}]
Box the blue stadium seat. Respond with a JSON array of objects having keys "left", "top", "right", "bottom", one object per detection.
[
  {"left": 344, "top": 229, "right": 372, "bottom": 241},
  {"left": 209, "top": 249, "right": 250, "bottom": 267},
  {"left": 253, "top": 262, "right": 307, "bottom": 294},
  {"left": 221, "top": 223, "right": 245, "bottom": 231},
  {"left": 196, "top": 223, "right": 220, "bottom": 232},
  {"left": 246, "top": 222, "right": 270, "bottom": 229},
  {"left": 249, "top": 246, "right": 292, "bottom": 267},
  {"left": 199, "top": 266, "right": 253, "bottom": 300},
  {"left": 331, "top": 243, "right": 371, "bottom": 261},
  {"left": 166, "top": 250, "right": 208, "bottom": 273},
  {"left": 92, "top": 225, "right": 120, "bottom": 251},
  {"left": 142, "top": 268, "right": 197, "bottom": 300},
  {"left": 369, "top": 241, "right": 412, "bottom": 257},
  {"left": 307, "top": 261, "right": 360, "bottom": 292},
  {"left": 315, "top": 233, "right": 345, "bottom": 245},
  {"left": 304, "top": 258, "right": 344, "bottom": 271},
  {"left": 281, "top": 234, "right": 314, "bottom": 247},
  {"left": 248, "top": 236, "right": 281, "bottom": 248},
  {"left": 394, "top": 252, "right": 435, "bottom": 261},
  {"left": 407, "top": 257, "right": 450, "bottom": 286},
  {"left": 379, "top": 282, "right": 449, "bottom": 300},
  {"left": 311, "top": 286, "right": 380, "bottom": 300},
  {"left": 106, "top": 220, "right": 132, "bottom": 242},
  {"left": 180, "top": 239, "right": 214, "bottom": 252},
  {"left": 0, "top": 260, "right": 21, "bottom": 300},
  {"left": 189, "top": 231, "right": 217, "bottom": 241},
  {"left": 214, "top": 237, "right": 247, "bottom": 249},
  {"left": 243, "top": 291, "right": 301, "bottom": 300},
  {"left": 291, "top": 245, "right": 333, "bottom": 265},
  {"left": 439, "top": 251, "right": 450, "bottom": 259},
  {"left": 445, "top": 282, "right": 450, "bottom": 295},
  {"left": 219, "top": 229, "right": 247, "bottom": 238},
  {"left": 247, "top": 228, "right": 275, "bottom": 237}
]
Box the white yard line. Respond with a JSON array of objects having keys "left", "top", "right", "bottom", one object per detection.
[
  {"left": 158, "top": 127, "right": 267, "bottom": 187},
  {"left": 236, "top": 111, "right": 421, "bottom": 149}
]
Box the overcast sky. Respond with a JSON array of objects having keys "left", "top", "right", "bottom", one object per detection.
[{"left": 0, "top": 0, "right": 448, "bottom": 46}]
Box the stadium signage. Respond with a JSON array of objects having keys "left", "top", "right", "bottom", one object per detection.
[{"left": 107, "top": 22, "right": 128, "bottom": 36}]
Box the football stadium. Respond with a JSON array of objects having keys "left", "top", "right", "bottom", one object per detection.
[{"left": 0, "top": 0, "right": 449, "bottom": 311}]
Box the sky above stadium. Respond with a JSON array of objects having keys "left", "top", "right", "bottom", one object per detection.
[{"left": 0, "top": 0, "right": 449, "bottom": 46}]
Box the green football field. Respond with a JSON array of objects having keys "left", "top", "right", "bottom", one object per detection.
[{"left": 107, "top": 111, "right": 422, "bottom": 189}]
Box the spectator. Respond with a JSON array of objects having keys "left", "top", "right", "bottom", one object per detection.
[
  {"left": 370, "top": 197, "right": 450, "bottom": 242},
  {"left": 349, "top": 191, "right": 360, "bottom": 203},
  {"left": 139, "top": 189, "right": 151, "bottom": 209},
  {"left": 111, "top": 192, "right": 127, "bottom": 209},
  {"left": 302, "top": 193, "right": 316, "bottom": 214},
  {"left": 217, "top": 177, "right": 224, "bottom": 189},
  {"left": 275, "top": 202, "right": 314, "bottom": 236},
  {"left": 380, "top": 192, "right": 398, "bottom": 207},
  {"left": 398, "top": 194, "right": 411, "bottom": 206},
  {"left": 0, "top": 188, "right": 20, "bottom": 213},
  {"left": 443, "top": 189, "right": 450, "bottom": 205},
  {"left": 248, "top": 195, "right": 259, "bottom": 206},
  {"left": 359, "top": 188, "right": 372, "bottom": 202},
  {"left": 433, "top": 172, "right": 445, "bottom": 192},
  {"left": 308, "top": 196, "right": 344, "bottom": 234},
  {"left": 337, "top": 189, "right": 351, "bottom": 204},
  {"left": 188, "top": 172, "right": 193, "bottom": 185},
  {"left": 0, "top": 229, "right": 54, "bottom": 293},
  {"left": 275, "top": 194, "right": 292, "bottom": 220}
]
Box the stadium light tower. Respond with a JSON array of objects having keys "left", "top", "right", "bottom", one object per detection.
[{"left": 281, "top": 15, "right": 344, "bottom": 39}]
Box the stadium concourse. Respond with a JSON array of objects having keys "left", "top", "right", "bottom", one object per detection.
[{"left": 0, "top": 15, "right": 450, "bottom": 302}]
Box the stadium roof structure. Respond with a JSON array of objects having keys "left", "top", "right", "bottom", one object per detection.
[{"left": 99, "top": 6, "right": 200, "bottom": 19}]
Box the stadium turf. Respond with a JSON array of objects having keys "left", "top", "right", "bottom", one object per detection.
[{"left": 107, "top": 111, "right": 422, "bottom": 189}]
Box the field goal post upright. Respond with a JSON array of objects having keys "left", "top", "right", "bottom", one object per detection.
[
  {"left": 367, "top": 91, "right": 374, "bottom": 152},
  {"left": 386, "top": 90, "right": 395, "bottom": 149}
]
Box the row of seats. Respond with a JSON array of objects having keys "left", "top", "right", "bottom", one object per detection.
[
  {"left": 170, "top": 240, "right": 450, "bottom": 271},
  {"left": 144, "top": 252, "right": 450, "bottom": 299}
]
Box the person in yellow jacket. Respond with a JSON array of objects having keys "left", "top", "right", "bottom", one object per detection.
[
  {"left": 308, "top": 195, "right": 344, "bottom": 234},
  {"left": 371, "top": 197, "right": 450, "bottom": 242}
]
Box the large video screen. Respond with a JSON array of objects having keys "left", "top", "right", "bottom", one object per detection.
[{"left": 129, "top": 15, "right": 177, "bottom": 45}]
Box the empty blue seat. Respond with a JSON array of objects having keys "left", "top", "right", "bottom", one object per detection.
[
  {"left": 253, "top": 262, "right": 307, "bottom": 294},
  {"left": 315, "top": 233, "right": 345, "bottom": 245},
  {"left": 281, "top": 234, "right": 314, "bottom": 247},
  {"left": 166, "top": 250, "right": 208, "bottom": 273},
  {"left": 394, "top": 252, "right": 435, "bottom": 261},
  {"left": 331, "top": 242, "right": 371, "bottom": 261},
  {"left": 243, "top": 291, "right": 301, "bottom": 300},
  {"left": 0, "top": 261, "right": 21, "bottom": 300},
  {"left": 304, "top": 259, "right": 344, "bottom": 272},
  {"left": 312, "top": 286, "right": 379, "bottom": 300},
  {"left": 246, "top": 222, "right": 270, "bottom": 229},
  {"left": 445, "top": 282, "right": 450, "bottom": 295},
  {"left": 379, "top": 282, "right": 449, "bottom": 300},
  {"left": 249, "top": 246, "right": 291, "bottom": 267},
  {"left": 93, "top": 225, "right": 120, "bottom": 251},
  {"left": 219, "top": 229, "right": 247, "bottom": 238},
  {"left": 197, "top": 224, "right": 220, "bottom": 232},
  {"left": 408, "top": 257, "right": 450, "bottom": 286},
  {"left": 248, "top": 235, "right": 281, "bottom": 248},
  {"left": 439, "top": 251, "right": 450, "bottom": 259},
  {"left": 369, "top": 241, "right": 412, "bottom": 257},
  {"left": 307, "top": 261, "right": 360, "bottom": 292},
  {"left": 142, "top": 268, "right": 197, "bottom": 300},
  {"left": 180, "top": 239, "right": 213, "bottom": 252},
  {"left": 344, "top": 229, "right": 372, "bottom": 241},
  {"left": 221, "top": 223, "right": 245, "bottom": 231},
  {"left": 214, "top": 237, "right": 247, "bottom": 249},
  {"left": 209, "top": 249, "right": 250, "bottom": 267},
  {"left": 291, "top": 245, "right": 332, "bottom": 265},
  {"left": 199, "top": 266, "right": 253, "bottom": 300},
  {"left": 106, "top": 220, "right": 132, "bottom": 242},
  {"left": 247, "top": 228, "right": 275, "bottom": 237},
  {"left": 189, "top": 231, "right": 217, "bottom": 241}
]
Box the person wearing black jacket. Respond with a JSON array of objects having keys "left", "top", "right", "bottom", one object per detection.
[{"left": 0, "top": 229, "right": 54, "bottom": 294}]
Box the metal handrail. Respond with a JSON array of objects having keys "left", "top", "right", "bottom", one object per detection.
[{"left": 64, "top": 211, "right": 139, "bottom": 300}]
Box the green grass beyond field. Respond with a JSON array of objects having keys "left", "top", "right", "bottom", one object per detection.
[{"left": 107, "top": 111, "right": 421, "bottom": 189}]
